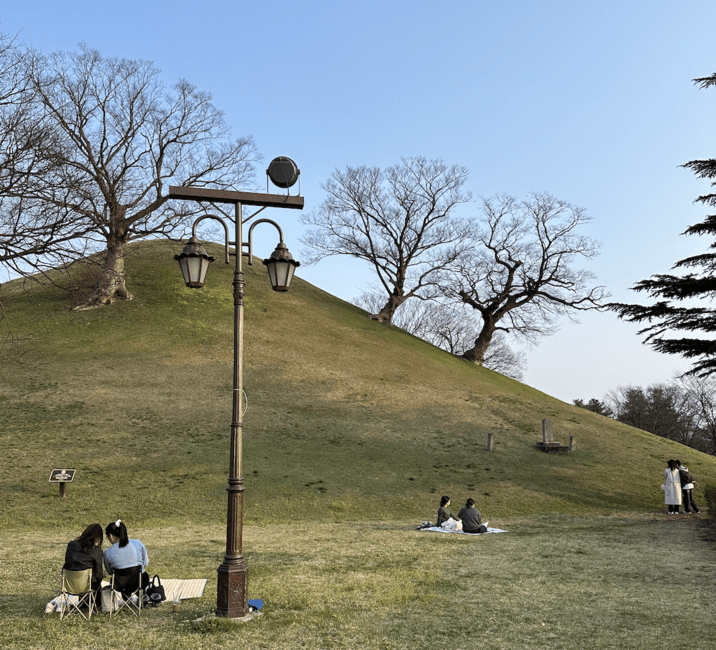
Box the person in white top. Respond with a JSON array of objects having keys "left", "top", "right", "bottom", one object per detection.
[{"left": 662, "top": 459, "right": 682, "bottom": 514}]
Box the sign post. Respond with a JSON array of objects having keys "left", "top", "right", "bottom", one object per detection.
[{"left": 49, "top": 469, "right": 76, "bottom": 499}]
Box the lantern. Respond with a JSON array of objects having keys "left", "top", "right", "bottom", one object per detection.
[
  {"left": 262, "top": 242, "right": 300, "bottom": 292},
  {"left": 174, "top": 237, "right": 215, "bottom": 288}
]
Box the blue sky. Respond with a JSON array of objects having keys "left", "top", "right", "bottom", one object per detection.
[{"left": 1, "top": 1, "right": 715, "bottom": 402}]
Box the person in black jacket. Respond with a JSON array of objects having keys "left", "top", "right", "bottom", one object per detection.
[
  {"left": 63, "top": 523, "right": 104, "bottom": 595},
  {"left": 676, "top": 460, "right": 700, "bottom": 514}
]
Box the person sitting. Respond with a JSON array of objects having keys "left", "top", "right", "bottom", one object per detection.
[
  {"left": 104, "top": 520, "right": 149, "bottom": 587},
  {"left": 63, "top": 523, "right": 104, "bottom": 598},
  {"left": 436, "top": 495, "right": 459, "bottom": 527},
  {"left": 458, "top": 498, "right": 487, "bottom": 534}
]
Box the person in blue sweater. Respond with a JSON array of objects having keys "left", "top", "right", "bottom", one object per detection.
[{"left": 104, "top": 520, "right": 149, "bottom": 587}]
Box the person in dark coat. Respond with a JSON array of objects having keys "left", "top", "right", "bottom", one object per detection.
[
  {"left": 676, "top": 460, "right": 700, "bottom": 514},
  {"left": 63, "top": 523, "right": 104, "bottom": 595},
  {"left": 458, "top": 498, "right": 487, "bottom": 534},
  {"left": 436, "top": 495, "right": 459, "bottom": 526}
]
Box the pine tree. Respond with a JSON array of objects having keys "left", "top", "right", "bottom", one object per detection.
[{"left": 611, "top": 73, "right": 716, "bottom": 375}]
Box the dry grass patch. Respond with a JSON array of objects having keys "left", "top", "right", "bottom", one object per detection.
[{"left": 2, "top": 517, "right": 716, "bottom": 649}]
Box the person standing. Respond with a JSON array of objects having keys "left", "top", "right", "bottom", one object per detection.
[
  {"left": 458, "top": 498, "right": 487, "bottom": 534},
  {"left": 662, "top": 459, "right": 682, "bottom": 514},
  {"left": 676, "top": 460, "right": 700, "bottom": 514}
]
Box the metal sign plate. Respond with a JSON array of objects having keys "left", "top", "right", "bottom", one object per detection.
[{"left": 49, "top": 469, "right": 76, "bottom": 483}]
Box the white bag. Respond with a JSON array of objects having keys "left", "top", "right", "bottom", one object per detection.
[
  {"left": 100, "top": 587, "right": 119, "bottom": 612},
  {"left": 440, "top": 517, "right": 463, "bottom": 532}
]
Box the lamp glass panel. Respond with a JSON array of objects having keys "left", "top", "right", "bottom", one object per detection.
[
  {"left": 274, "top": 260, "right": 290, "bottom": 287},
  {"left": 179, "top": 258, "right": 192, "bottom": 286},
  {"left": 186, "top": 256, "right": 208, "bottom": 286},
  {"left": 284, "top": 263, "right": 296, "bottom": 288},
  {"left": 197, "top": 257, "right": 210, "bottom": 286},
  {"left": 266, "top": 261, "right": 278, "bottom": 289}
]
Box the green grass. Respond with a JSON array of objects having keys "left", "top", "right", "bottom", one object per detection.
[
  {"left": 1, "top": 239, "right": 716, "bottom": 648},
  {"left": 2, "top": 517, "right": 716, "bottom": 649}
]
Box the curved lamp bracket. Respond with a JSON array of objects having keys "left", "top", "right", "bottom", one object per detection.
[
  {"left": 191, "top": 214, "right": 231, "bottom": 264},
  {"left": 245, "top": 218, "right": 284, "bottom": 265}
]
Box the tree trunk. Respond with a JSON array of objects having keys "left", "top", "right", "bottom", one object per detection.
[
  {"left": 462, "top": 321, "right": 497, "bottom": 365},
  {"left": 371, "top": 293, "right": 407, "bottom": 324},
  {"left": 72, "top": 238, "right": 132, "bottom": 310}
]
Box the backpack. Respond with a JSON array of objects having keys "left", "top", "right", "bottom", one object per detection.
[{"left": 678, "top": 469, "right": 693, "bottom": 488}]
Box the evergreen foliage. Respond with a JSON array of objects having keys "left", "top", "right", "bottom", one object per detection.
[{"left": 610, "top": 74, "right": 716, "bottom": 375}]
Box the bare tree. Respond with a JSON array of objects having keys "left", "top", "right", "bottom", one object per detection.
[
  {"left": 605, "top": 383, "right": 699, "bottom": 447},
  {"left": 353, "top": 291, "right": 526, "bottom": 379},
  {"left": 0, "top": 33, "right": 91, "bottom": 270},
  {"left": 437, "top": 193, "right": 605, "bottom": 364},
  {"left": 301, "top": 157, "right": 472, "bottom": 323},
  {"left": 676, "top": 374, "right": 716, "bottom": 453},
  {"left": 3, "top": 45, "right": 258, "bottom": 309}
]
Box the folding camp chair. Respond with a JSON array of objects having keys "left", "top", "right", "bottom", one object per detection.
[
  {"left": 59, "top": 568, "right": 97, "bottom": 620},
  {"left": 109, "top": 565, "right": 143, "bottom": 617}
]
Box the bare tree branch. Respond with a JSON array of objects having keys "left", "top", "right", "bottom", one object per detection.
[
  {"left": 1, "top": 44, "right": 258, "bottom": 309},
  {"left": 301, "top": 157, "right": 472, "bottom": 323},
  {"left": 353, "top": 291, "right": 526, "bottom": 380},
  {"left": 437, "top": 192, "right": 606, "bottom": 364}
]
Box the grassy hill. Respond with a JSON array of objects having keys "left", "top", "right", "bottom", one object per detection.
[
  {"left": 3, "top": 239, "right": 716, "bottom": 650},
  {"left": 2, "top": 238, "right": 714, "bottom": 531}
]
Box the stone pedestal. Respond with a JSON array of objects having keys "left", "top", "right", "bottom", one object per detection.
[{"left": 535, "top": 418, "right": 570, "bottom": 453}]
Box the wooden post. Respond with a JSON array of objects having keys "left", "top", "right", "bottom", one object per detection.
[
  {"left": 569, "top": 435, "right": 576, "bottom": 451},
  {"left": 486, "top": 432, "right": 494, "bottom": 451},
  {"left": 59, "top": 483, "right": 66, "bottom": 499}
]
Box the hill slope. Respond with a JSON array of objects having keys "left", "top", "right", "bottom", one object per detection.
[{"left": 1, "top": 239, "right": 714, "bottom": 530}]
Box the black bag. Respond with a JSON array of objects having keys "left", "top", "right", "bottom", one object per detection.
[{"left": 145, "top": 574, "right": 166, "bottom": 605}]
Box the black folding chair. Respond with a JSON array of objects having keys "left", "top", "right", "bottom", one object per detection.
[{"left": 109, "top": 565, "right": 143, "bottom": 617}]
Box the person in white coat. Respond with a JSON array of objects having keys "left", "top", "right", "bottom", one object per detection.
[{"left": 662, "top": 459, "right": 682, "bottom": 514}]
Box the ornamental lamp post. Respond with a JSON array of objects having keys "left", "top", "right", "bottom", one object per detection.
[{"left": 170, "top": 157, "right": 303, "bottom": 619}]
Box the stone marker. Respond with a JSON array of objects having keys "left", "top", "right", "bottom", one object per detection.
[
  {"left": 535, "top": 419, "right": 570, "bottom": 453},
  {"left": 486, "top": 432, "right": 494, "bottom": 451}
]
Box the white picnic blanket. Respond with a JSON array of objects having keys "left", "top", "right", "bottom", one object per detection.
[
  {"left": 418, "top": 521, "right": 507, "bottom": 535},
  {"left": 421, "top": 525, "right": 507, "bottom": 535},
  {"left": 161, "top": 578, "right": 207, "bottom": 602}
]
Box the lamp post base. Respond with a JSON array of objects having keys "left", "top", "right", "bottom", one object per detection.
[{"left": 216, "top": 560, "right": 249, "bottom": 618}]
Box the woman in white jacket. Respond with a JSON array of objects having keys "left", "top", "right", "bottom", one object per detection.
[{"left": 662, "top": 459, "right": 682, "bottom": 514}]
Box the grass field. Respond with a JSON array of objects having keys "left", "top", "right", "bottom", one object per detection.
[
  {"left": 1, "top": 239, "right": 716, "bottom": 648},
  {"left": 2, "top": 516, "right": 715, "bottom": 649}
]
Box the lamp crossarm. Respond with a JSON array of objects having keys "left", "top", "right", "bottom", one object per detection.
[{"left": 245, "top": 218, "right": 285, "bottom": 266}]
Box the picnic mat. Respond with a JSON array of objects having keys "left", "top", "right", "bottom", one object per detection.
[
  {"left": 161, "top": 578, "right": 207, "bottom": 601},
  {"left": 420, "top": 525, "right": 507, "bottom": 536}
]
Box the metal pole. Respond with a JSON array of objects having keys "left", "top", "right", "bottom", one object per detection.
[{"left": 216, "top": 202, "right": 248, "bottom": 617}]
